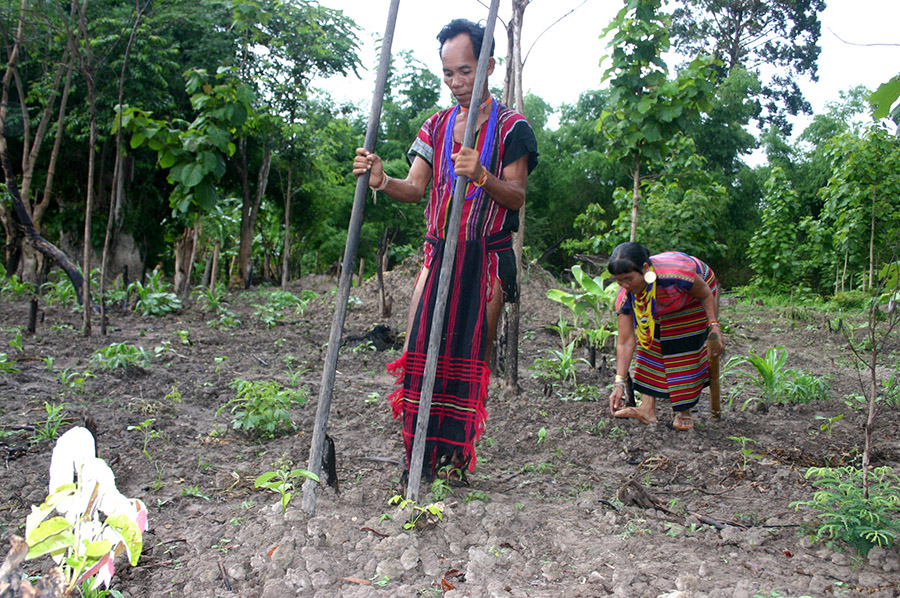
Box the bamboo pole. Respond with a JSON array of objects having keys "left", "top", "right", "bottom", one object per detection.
[
  {"left": 301, "top": 0, "right": 401, "bottom": 516},
  {"left": 405, "top": 0, "right": 502, "bottom": 502}
]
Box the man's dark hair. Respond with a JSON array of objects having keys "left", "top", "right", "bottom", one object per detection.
[
  {"left": 608, "top": 242, "right": 652, "bottom": 275},
  {"left": 437, "top": 19, "right": 495, "bottom": 58}
]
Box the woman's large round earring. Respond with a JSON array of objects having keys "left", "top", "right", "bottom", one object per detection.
[{"left": 644, "top": 270, "right": 657, "bottom": 284}]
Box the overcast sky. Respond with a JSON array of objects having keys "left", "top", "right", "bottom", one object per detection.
[{"left": 316, "top": 0, "right": 900, "bottom": 134}]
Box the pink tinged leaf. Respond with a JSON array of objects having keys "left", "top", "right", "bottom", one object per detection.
[{"left": 77, "top": 552, "right": 115, "bottom": 590}]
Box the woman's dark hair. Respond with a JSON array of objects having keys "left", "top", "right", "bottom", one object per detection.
[
  {"left": 607, "top": 242, "right": 651, "bottom": 275},
  {"left": 437, "top": 19, "right": 495, "bottom": 58}
]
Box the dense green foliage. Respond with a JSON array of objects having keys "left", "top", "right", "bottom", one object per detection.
[{"left": 0, "top": 0, "right": 895, "bottom": 307}]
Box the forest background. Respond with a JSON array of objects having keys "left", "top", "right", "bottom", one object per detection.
[{"left": 1, "top": 0, "right": 900, "bottom": 317}]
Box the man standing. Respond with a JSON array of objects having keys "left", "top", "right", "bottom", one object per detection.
[{"left": 353, "top": 18, "right": 538, "bottom": 481}]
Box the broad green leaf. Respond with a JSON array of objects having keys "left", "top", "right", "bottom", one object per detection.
[
  {"left": 106, "top": 513, "right": 143, "bottom": 566},
  {"left": 84, "top": 539, "right": 112, "bottom": 558},
  {"left": 870, "top": 76, "right": 900, "bottom": 120},
  {"left": 25, "top": 529, "right": 75, "bottom": 560},
  {"left": 180, "top": 162, "right": 206, "bottom": 189},
  {"left": 26, "top": 516, "right": 73, "bottom": 546},
  {"left": 255, "top": 472, "right": 278, "bottom": 486}
]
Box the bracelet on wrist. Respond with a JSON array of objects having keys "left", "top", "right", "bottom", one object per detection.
[
  {"left": 709, "top": 321, "right": 720, "bottom": 327},
  {"left": 472, "top": 167, "right": 488, "bottom": 188},
  {"left": 374, "top": 173, "right": 390, "bottom": 191},
  {"left": 615, "top": 374, "right": 626, "bottom": 382}
]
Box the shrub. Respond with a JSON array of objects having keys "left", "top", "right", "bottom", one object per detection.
[
  {"left": 127, "top": 269, "right": 181, "bottom": 316},
  {"left": 724, "top": 346, "right": 829, "bottom": 409},
  {"left": 90, "top": 342, "right": 150, "bottom": 371},
  {"left": 791, "top": 466, "right": 900, "bottom": 555},
  {"left": 217, "top": 379, "right": 308, "bottom": 439}
]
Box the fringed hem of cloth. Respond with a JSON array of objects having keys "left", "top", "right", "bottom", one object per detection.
[
  {"left": 633, "top": 263, "right": 718, "bottom": 412},
  {"left": 386, "top": 232, "right": 511, "bottom": 478}
]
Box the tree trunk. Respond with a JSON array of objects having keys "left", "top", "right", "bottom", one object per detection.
[
  {"left": 503, "top": 0, "right": 530, "bottom": 394},
  {"left": 376, "top": 227, "right": 393, "bottom": 317},
  {"left": 174, "top": 227, "right": 194, "bottom": 295},
  {"left": 238, "top": 145, "right": 272, "bottom": 287},
  {"left": 182, "top": 216, "right": 201, "bottom": 296},
  {"left": 281, "top": 168, "right": 292, "bottom": 291},
  {"left": 630, "top": 154, "right": 640, "bottom": 242},
  {"left": 210, "top": 241, "right": 220, "bottom": 292},
  {"left": 100, "top": 3, "right": 144, "bottom": 335},
  {"left": 869, "top": 185, "right": 876, "bottom": 291}
]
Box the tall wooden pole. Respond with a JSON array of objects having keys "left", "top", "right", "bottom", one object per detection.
[
  {"left": 301, "top": 0, "right": 401, "bottom": 515},
  {"left": 405, "top": 0, "right": 502, "bottom": 502}
]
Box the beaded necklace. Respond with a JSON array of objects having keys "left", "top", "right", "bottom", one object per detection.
[
  {"left": 441, "top": 96, "right": 499, "bottom": 205},
  {"left": 632, "top": 277, "right": 657, "bottom": 350}
]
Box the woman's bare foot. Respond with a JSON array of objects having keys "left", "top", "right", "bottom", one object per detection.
[
  {"left": 613, "top": 405, "right": 658, "bottom": 425},
  {"left": 673, "top": 412, "right": 694, "bottom": 430}
]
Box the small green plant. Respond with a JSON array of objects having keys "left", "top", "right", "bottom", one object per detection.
[
  {"left": 351, "top": 340, "right": 376, "bottom": 354},
  {"left": 192, "top": 283, "right": 227, "bottom": 312},
  {"left": 387, "top": 495, "right": 444, "bottom": 530},
  {"left": 365, "top": 391, "right": 380, "bottom": 404},
  {"left": 619, "top": 517, "right": 651, "bottom": 539},
  {"left": 728, "top": 436, "right": 763, "bottom": 471},
  {"left": 0, "top": 272, "right": 34, "bottom": 299},
  {"left": 41, "top": 272, "right": 78, "bottom": 307},
  {"left": 165, "top": 385, "right": 182, "bottom": 410},
  {"left": 180, "top": 484, "right": 210, "bottom": 500},
  {"left": 369, "top": 574, "right": 390, "bottom": 587},
  {"left": 0, "top": 352, "right": 20, "bottom": 373},
  {"left": 174, "top": 329, "right": 191, "bottom": 345},
  {"left": 58, "top": 368, "right": 95, "bottom": 394},
  {"left": 429, "top": 477, "right": 452, "bottom": 501},
  {"left": 211, "top": 538, "right": 231, "bottom": 554},
  {"left": 90, "top": 342, "right": 150, "bottom": 371},
  {"left": 464, "top": 490, "right": 490, "bottom": 504},
  {"left": 536, "top": 426, "right": 547, "bottom": 444},
  {"left": 127, "top": 269, "right": 182, "bottom": 316},
  {"left": 814, "top": 414, "right": 844, "bottom": 437},
  {"left": 207, "top": 307, "right": 242, "bottom": 329},
  {"left": 9, "top": 329, "right": 24, "bottom": 353},
  {"left": 254, "top": 465, "right": 320, "bottom": 513},
  {"left": 790, "top": 465, "right": 900, "bottom": 555},
  {"left": 216, "top": 378, "right": 308, "bottom": 439},
  {"left": 725, "top": 347, "right": 829, "bottom": 409},
  {"left": 34, "top": 402, "right": 67, "bottom": 441},
  {"left": 127, "top": 419, "right": 162, "bottom": 459}
]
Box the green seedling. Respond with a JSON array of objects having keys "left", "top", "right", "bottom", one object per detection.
[
  {"left": 0, "top": 352, "right": 19, "bottom": 373},
  {"left": 217, "top": 378, "right": 308, "bottom": 439},
  {"left": 127, "top": 419, "right": 162, "bottom": 460},
  {"left": 464, "top": 491, "right": 490, "bottom": 504},
  {"left": 387, "top": 495, "right": 444, "bottom": 530},
  {"left": 90, "top": 342, "right": 150, "bottom": 371},
  {"left": 814, "top": 414, "right": 844, "bottom": 437},
  {"left": 58, "top": 368, "right": 95, "bottom": 394},
  {"left": 429, "top": 477, "right": 452, "bottom": 501},
  {"left": 728, "top": 436, "right": 763, "bottom": 471},
  {"left": 537, "top": 426, "right": 547, "bottom": 444},
  {"left": 180, "top": 485, "right": 210, "bottom": 500},
  {"left": 34, "top": 402, "right": 67, "bottom": 441},
  {"left": 254, "top": 465, "right": 320, "bottom": 513}
]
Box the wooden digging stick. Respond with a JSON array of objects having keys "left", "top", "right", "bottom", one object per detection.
[
  {"left": 405, "top": 0, "right": 501, "bottom": 503},
  {"left": 301, "top": 0, "right": 401, "bottom": 516},
  {"left": 709, "top": 351, "right": 721, "bottom": 418}
]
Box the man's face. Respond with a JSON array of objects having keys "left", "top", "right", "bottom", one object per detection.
[{"left": 440, "top": 33, "right": 493, "bottom": 108}]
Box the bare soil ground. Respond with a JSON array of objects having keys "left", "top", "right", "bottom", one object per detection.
[{"left": 1, "top": 265, "right": 898, "bottom": 598}]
